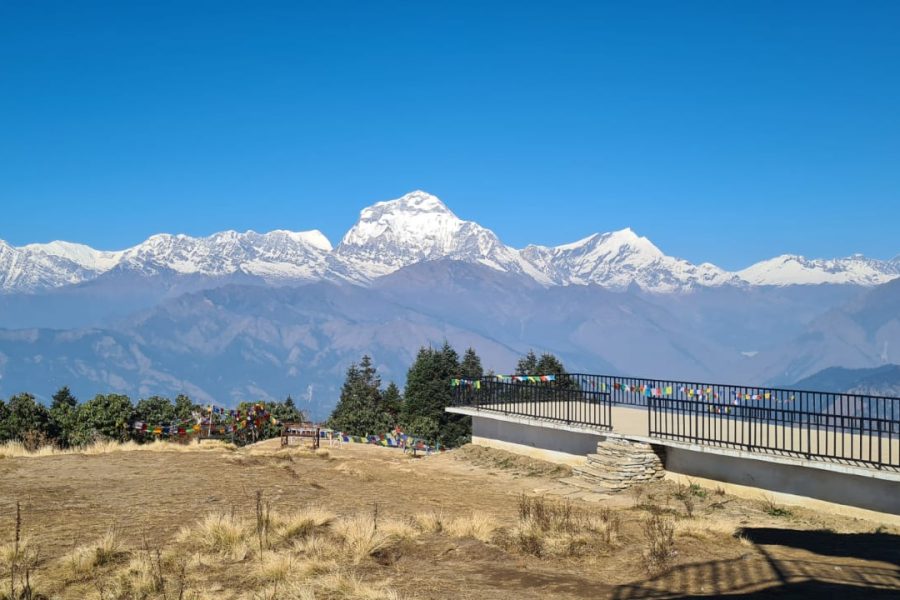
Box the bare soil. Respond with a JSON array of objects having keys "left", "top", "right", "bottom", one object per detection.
[{"left": 0, "top": 440, "right": 897, "bottom": 599}]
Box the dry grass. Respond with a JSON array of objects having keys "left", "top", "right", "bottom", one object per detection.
[
  {"left": 273, "top": 507, "right": 336, "bottom": 542},
  {"left": 674, "top": 518, "right": 738, "bottom": 540},
  {"left": 1, "top": 441, "right": 888, "bottom": 600},
  {"left": 0, "top": 438, "right": 235, "bottom": 459},
  {"left": 443, "top": 514, "right": 498, "bottom": 543},
  {"left": 499, "top": 496, "right": 622, "bottom": 558},
  {"left": 65, "top": 527, "right": 125, "bottom": 580},
  {"left": 179, "top": 512, "right": 251, "bottom": 559},
  {"left": 332, "top": 514, "right": 392, "bottom": 563},
  {"left": 643, "top": 512, "right": 676, "bottom": 574},
  {"left": 412, "top": 511, "right": 444, "bottom": 533}
]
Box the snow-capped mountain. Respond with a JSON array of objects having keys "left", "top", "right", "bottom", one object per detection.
[
  {"left": 737, "top": 254, "right": 900, "bottom": 286},
  {"left": 2, "top": 229, "right": 334, "bottom": 292},
  {"left": 334, "top": 190, "right": 551, "bottom": 283},
  {"left": 0, "top": 239, "right": 100, "bottom": 292},
  {"left": 113, "top": 229, "right": 333, "bottom": 282},
  {"left": 22, "top": 240, "right": 123, "bottom": 272},
  {"left": 523, "top": 229, "right": 738, "bottom": 292},
  {"left": 1, "top": 190, "right": 897, "bottom": 294}
]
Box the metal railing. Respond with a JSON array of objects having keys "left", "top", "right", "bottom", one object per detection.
[
  {"left": 450, "top": 377, "right": 612, "bottom": 430},
  {"left": 451, "top": 373, "right": 900, "bottom": 469}
]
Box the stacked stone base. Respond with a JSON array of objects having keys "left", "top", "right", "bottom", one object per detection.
[{"left": 567, "top": 435, "right": 666, "bottom": 493}]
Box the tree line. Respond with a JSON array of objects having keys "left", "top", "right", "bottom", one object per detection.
[
  {"left": 327, "top": 344, "right": 569, "bottom": 448},
  {"left": 0, "top": 345, "right": 567, "bottom": 450},
  {"left": 0, "top": 388, "right": 305, "bottom": 449}
]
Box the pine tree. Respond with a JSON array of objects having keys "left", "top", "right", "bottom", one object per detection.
[
  {"left": 401, "top": 342, "right": 470, "bottom": 447},
  {"left": 328, "top": 355, "right": 391, "bottom": 436},
  {"left": 49, "top": 386, "right": 80, "bottom": 447},
  {"left": 382, "top": 382, "right": 403, "bottom": 422},
  {"left": 460, "top": 347, "right": 484, "bottom": 379},
  {"left": 515, "top": 349, "right": 539, "bottom": 376}
]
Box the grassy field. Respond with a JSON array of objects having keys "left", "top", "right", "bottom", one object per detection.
[{"left": 0, "top": 439, "right": 898, "bottom": 599}]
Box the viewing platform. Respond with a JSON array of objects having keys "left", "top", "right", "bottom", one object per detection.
[{"left": 447, "top": 373, "right": 900, "bottom": 522}]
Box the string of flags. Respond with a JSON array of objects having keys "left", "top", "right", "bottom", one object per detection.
[
  {"left": 450, "top": 375, "right": 556, "bottom": 387},
  {"left": 131, "top": 402, "right": 280, "bottom": 437},
  {"left": 331, "top": 430, "right": 444, "bottom": 453},
  {"left": 453, "top": 375, "right": 798, "bottom": 406}
]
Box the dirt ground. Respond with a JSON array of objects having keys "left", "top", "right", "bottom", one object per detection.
[{"left": 0, "top": 440, "right": 898, "bottom": 599}]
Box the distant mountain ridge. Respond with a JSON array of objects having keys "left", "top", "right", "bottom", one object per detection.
[
  {"left": 2, "top": 190, "right": 898, "bottom": 294},
  {"left": 793, "top": 364, "right": 900, "bottom": 397}
]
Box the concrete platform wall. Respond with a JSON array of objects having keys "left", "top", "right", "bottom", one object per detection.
[
  {"left": 664, "top": 445, "right": 900, "bottom": 518},
  {"left": 471, "top": 415, "right": 602, "bottom": 466}
]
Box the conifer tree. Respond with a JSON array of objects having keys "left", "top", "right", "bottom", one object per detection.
[
  {"left": 328, "top": 355, "right": 391, "bottom": 436},
  {"left": 460, "top": 347, "right": 484, "bottom": 379},
  {"left": 49, "top": 386, "right": 80, "bottom": 447},
  {"left": 515, "top": 349, "right": 539, "bottom": 376},
  {"left": 382, "top": 382, "right": 403, "bottom": 423},
  {"left": 401, "top": 341, "right": 471, "bottom": 447}
]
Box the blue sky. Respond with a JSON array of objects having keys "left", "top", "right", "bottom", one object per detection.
[{"left": 1, "top": 1, "right": 898, "bottom": 270}]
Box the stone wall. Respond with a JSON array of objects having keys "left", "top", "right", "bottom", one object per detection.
[{"left": 571, "top": 434, "right": 666, "bottom": 492}]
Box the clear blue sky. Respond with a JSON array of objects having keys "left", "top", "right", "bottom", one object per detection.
[{"left": 1, "top": 1, "right": 898, "bottom": 270}]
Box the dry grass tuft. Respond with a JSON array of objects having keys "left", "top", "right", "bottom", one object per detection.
[
  {"left": 501, "top": 496, "right": 622, "bottom": 558},
  {"left": 413, "top": 511, "right": 444, "bottom": 533},
  {"left": 65, "top": 527, "right": 125, "bottom": 579},
  {"left": 443, "top": 513, "right": 498, "bottom": 543},
  {"left": 674, "top": 518, "right": 738, "bottom": 540},
  {"left": 273, "top": 507, "right": 336, "bottom": 542},
  {"left": 332, "top": 514, "right": 390, "bottom": 563},
  {"left": 180, "top": 512, "right": 251, "bottom": 559},
  {"left": 256, "top": 551, "right": 296, "bottom": 583},
  {"left": 310, "top": 570, "right": 404, "bottom": 600}
]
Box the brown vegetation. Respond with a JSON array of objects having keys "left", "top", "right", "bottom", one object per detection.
[{"left": 0, "top": 441, "right": 897, "bottom": 599}]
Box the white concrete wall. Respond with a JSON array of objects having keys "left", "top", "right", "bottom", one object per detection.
[
  {"left": 471, "top": 415, "right": 602, "bottom": 466},
  {"left": 665, "top": 445, "right": 900, "bottom": 517}
]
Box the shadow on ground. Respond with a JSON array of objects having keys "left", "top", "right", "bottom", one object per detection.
[{"left": 610, "top": 528, "right": 900, "bottom": 599}]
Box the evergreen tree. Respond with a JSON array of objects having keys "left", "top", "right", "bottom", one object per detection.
[
  {"left": 514, "top": 350, "right": 576, "bottom": 388},
  {"left": 49, "top": 386, "right": 80, "bottom": 448},
  {"left": 515, "top": 350, "right": 539, "bottom": 376},
  {"left": 401, "top": 341, "right": 470, "bottom": 447},
  {"left": 460, "top": 347, "right": 484, "bottom": 379},
  {"left": 272, "top": 395, "right": 304, "bottom": 424},
  {"left": 382, "top": 382, "right": 403, "bottom": 422},
  {"left": 328, "top": 355, "right": 391, "bottom": 436}
]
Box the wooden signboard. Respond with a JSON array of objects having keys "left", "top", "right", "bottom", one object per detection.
[{"left": 280, "top": 422, "right": 320, "bottom": 449}]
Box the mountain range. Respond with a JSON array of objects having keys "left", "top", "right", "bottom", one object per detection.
[
  {"left": 3, "top": 191, "right": 898, "bottom": 295},
  {"left": 1, "top": 190, "right": 898, "bottom": 417}
]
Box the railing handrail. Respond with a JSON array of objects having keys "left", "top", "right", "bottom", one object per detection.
[{"left": 562, "top": 372, "right": 900, "bottom": 404}]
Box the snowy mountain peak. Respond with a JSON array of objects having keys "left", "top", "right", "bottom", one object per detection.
[
  {"left": 365, "top": 190, "right": 452, "bottom": 216},
  {"left": 523, "top": 227, "right": 733, "bottom": 292},
  {"left": 737, "top": 254, "right": 900, "bottom": 286},
  {"left": 336, "top": 191, "right": 550, "bottom": 283},
  {"left": 1, "top": 191, "right": 897, "bottom": 294},
  {"left": 21, "top": 240, "right": 123, "bottom": 271}
]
